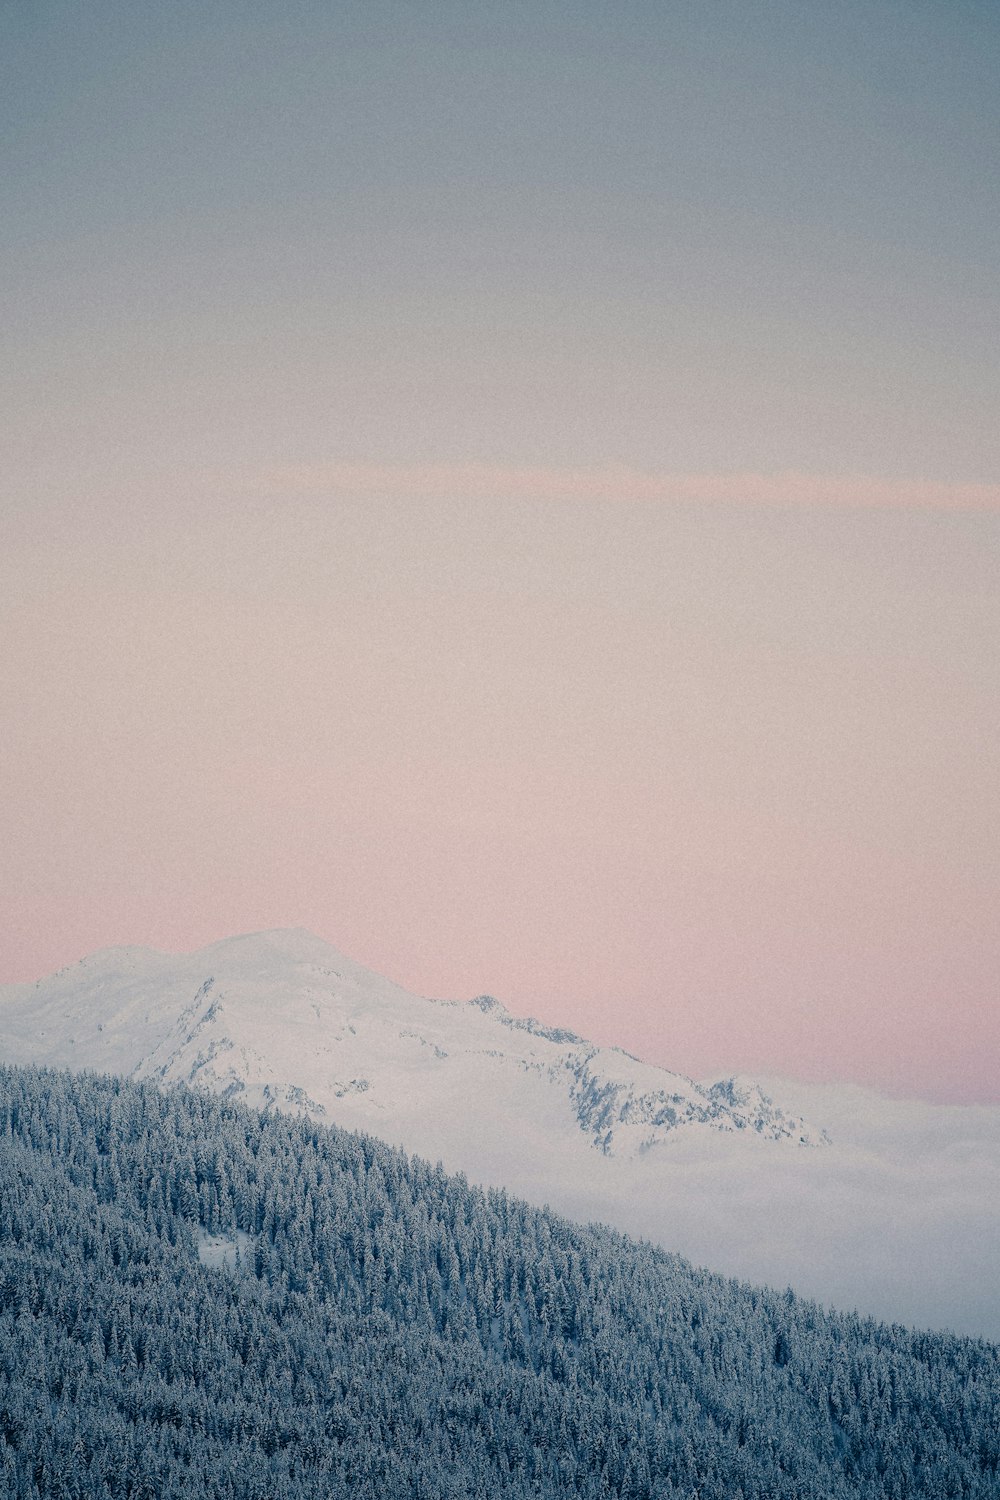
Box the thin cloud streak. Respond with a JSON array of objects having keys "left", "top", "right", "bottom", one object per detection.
[{"left": 251, "top": 464, "right": 1000, "bottom": 512}]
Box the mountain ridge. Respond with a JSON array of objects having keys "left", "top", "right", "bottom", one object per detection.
[{"left": 0, "top": 927, "right": 827, "bottom": 1156}]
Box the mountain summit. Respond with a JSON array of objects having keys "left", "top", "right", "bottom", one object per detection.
[{"left": 0, "top": 928, "right": 825, "bottom": 1157}]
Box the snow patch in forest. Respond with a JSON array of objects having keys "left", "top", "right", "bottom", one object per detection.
[{"left": 197, "top": 1226, "right": 253, "bottom": 1272}]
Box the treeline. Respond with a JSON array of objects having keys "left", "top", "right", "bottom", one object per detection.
[{"left": 0, "top": 1065, "right": 996, "bottom": 1498}]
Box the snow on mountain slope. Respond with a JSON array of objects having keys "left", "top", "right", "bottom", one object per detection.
[
  {"left": 0, "top": 928, "right": 824, "bottom": 1156},
  {"left": 3, "top": 928, "right": 998, "bottom": 1341}
]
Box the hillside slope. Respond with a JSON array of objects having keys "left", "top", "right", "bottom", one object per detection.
[{"left": 1, "top": 1065, "right": 997, "bottom": 1500}]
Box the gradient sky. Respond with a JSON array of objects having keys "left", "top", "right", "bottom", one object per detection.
[{"left": 2, "top": 2, "right": 998, "bottom": 1102}]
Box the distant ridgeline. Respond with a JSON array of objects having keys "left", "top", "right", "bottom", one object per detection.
[{"left": 0, "top": 1068, "right": 997, "bottom": 1500}]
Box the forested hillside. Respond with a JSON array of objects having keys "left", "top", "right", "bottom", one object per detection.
[{"left": 0, "top": 1066, "right": 997, "bottom": 1499}]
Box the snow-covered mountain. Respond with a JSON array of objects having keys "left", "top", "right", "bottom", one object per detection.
[
  {"left": 0, "top": 927, "right": 825, "bottom": 1155},
  {"left": 3, "top": 928, "right": 999, "bottom": 1342}
]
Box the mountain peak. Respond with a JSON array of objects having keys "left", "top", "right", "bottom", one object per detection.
[
  {"left": 0, "top": 932, "right": 826, "bottom": 1157},
  {"left": 195, "top": 928, "right": 347, "bottom": 965}
]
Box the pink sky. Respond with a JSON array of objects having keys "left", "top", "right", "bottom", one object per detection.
[
  {"left": 3, "top": 484, "right": 997, "bottom": 1104},
  {"left": 253, "top": 463, "right": 1000, "bottom": 511}
]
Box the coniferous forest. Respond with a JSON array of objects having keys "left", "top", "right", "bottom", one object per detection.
[{"left": 0, "top": 1065, "right": 997, "bottom": 1499}]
